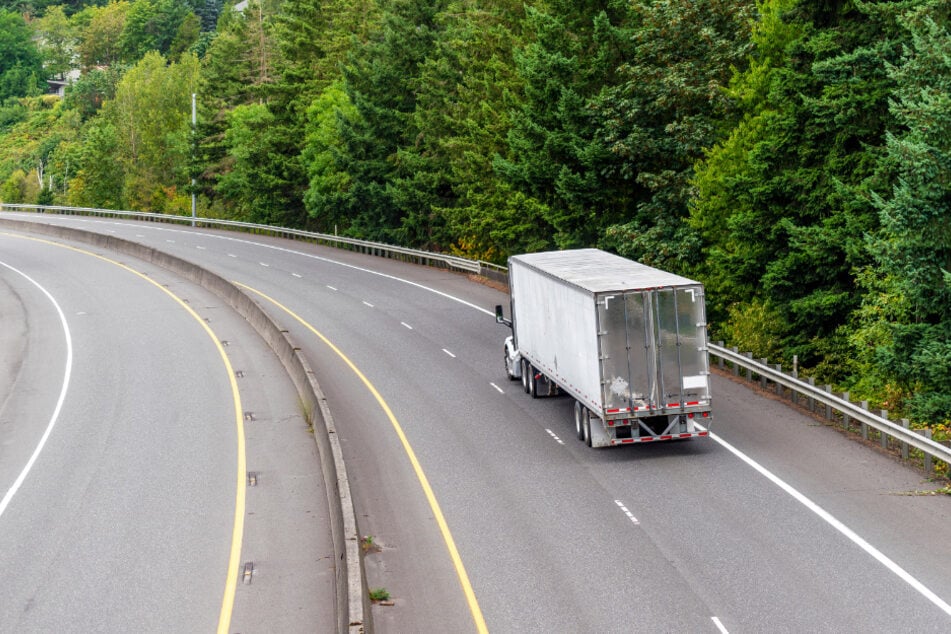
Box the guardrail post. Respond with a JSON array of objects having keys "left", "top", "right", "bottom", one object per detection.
[
  {"left": 824, "top": 385, "right": 832, "bottom": 420},
  {"left": 744, "top": 352, "right": 753, "bottom": 381},
  {"left": 791, "top": 369, "right": 799, "bottom": 406},
  {"left": 842, "top": 392, "right": 850, "bottom": 431},
  {"left": 860, "top": 401, "right": 869, "bottom": 440},
  {"left": 732, "top": 347, "right": 739, "bottom": 376},
  {"left": 774, "top": 365, "right": 783, "bottom": 396},
  {"left": 717, "top": 342, "right": 725, "bottom": 370},
  {"left": 807, "top": 377, "right": 815, "bottom": 412},
  {"left": 922, "top": 429, "right": 934, "bottom": 473},
  {"left": 901, "top": 419, "right": 910, "bottom": 460},
  {"left": 880, "top": 410, "right": 889, "bottom": 449},
  {"left": 759, "top": 359, "right": 768, "bottom": 388}
]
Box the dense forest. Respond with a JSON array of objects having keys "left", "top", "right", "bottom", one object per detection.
[{"left": 1, "top": 0, "right": 949, "bottom": 443}]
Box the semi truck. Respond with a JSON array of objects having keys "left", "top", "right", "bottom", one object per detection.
[{"left": 495, "top": 248, "right": 712, "bottom": 448}]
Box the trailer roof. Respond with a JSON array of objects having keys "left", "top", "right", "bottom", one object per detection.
[{"left": 510, "top": 248, "right": 701, "bottom": 293}]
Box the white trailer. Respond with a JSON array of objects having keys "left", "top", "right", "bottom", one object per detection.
[{"left": 496, "top": 248, "right": 712, "bottom": 448}]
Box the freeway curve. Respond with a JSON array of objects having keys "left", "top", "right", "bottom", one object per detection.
[
  {"left": 0, "top": 229, "right": 334, "bottom": 632},
  {"left": 4, "top": 212, "right": 951, "bottom": 632}
]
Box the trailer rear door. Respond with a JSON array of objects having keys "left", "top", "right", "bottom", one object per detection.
[{"left": 597, "top": 286, "right": 709, "bottom": 415}]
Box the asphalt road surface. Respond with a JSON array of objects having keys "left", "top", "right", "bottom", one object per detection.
[
  {"left": 4, "top": 213, "right": 950, "bottom": 633},
  {"left": 0, "top": 229, "right": 334, "bottom": 633}
]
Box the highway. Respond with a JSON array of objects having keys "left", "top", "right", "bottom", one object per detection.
[
  {"left": 3, "top": 213, "right": 950, "bottom": 632},
  {"left": 0, "top": 230, "right": 334, "bottom": 633}
]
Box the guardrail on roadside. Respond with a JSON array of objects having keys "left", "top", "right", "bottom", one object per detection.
[
  {"left": 0, "top": 203, "right": 509, "bottom": 283},
  {"left": 708, "top": 343, "right": 951, "bottom": 475},
  {"left": 5, "top": 203, "right": 947, "bottom": 476}
]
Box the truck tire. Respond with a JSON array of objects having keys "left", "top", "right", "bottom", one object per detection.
[
  {"left": 528, "top": 365, "right": 538, "bottom": 398},
  {"left": 583, "top": 414, "right": 592, "bottom": 447},
  {"left": 521, "top": 359, "right": 531, "bottom": 393},
  {"left": 574, "top": 401, "right": 586, "bottom": 441}
]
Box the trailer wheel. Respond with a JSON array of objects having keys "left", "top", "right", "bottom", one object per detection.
[
  {"left": 574, "top": 401, "right": 587, "bottom": 441},
  {"left": 583, "top": 414, "right": 592, "bottom": 447},
  {"left": 528, "top": 365, "right": 538, "bottom": 398},
  {"left": 521, "top": 359, "right": 531, "bottom": 393}
]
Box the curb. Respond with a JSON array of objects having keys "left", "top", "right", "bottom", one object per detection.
[{"left": 0, "top": 217, "right": 370, "bottom": 633}]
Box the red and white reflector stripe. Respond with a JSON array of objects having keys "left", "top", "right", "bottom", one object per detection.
[{"left": 611, "top": 431, "right": 709, "bottom": 446}]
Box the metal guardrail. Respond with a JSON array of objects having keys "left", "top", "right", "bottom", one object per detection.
[
  {"left": 4, "top": 203, "right": 947, "bottom": 473},
  {"left": 0, "top": 203, "right": 509, "bottom": 282},
  {"left": 709, "top": 343, "right": 951, "bottom": 473}
]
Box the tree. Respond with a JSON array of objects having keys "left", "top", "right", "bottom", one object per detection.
[
  {"left": 855, "top": 2, "right": 951, "bottom": 422},
  {"left": 110, "top": 51, "right": 201, "bottom": 209},
  {"left": 598, "top": 0, "right": 754, "bottom": 272},
  {"left": 495, "top": 1, "right": 639, "bottom": 252},
  {"left": 301, "top": 80, "right": 358, "bottom": 232},
  {"left": 689, "top": 0, "right": 901, "bottom": 373},
  {"left": 118, "top": 0, "right": 190, "bottom": 61},
  {"left": 0, "top": 10, "right": 46, "bottom": 100},
  {"left": 77, "top": 1, "right": 129, "bottom": 69},
  {"left": 64, "top": 65, "right": 122, "bottom": 119},
  {"left": 33, "top": 4, "right": 77, "bottom": 80},
  {"left": 332, "top": 0, "right": 446, "bottom": 243},
  {"left": 67, "top": 120, "right": 123, "bottom": 207},
  {"left": 406, "top": 0, "right": 534, "bottom": 259},
  {"left": 216, "top": 102, "right": 303, "bottom": 225}
]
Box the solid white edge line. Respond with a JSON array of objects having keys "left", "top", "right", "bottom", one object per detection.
[
  {"left": 711, "top": 616, "right": 729, "bottom": 634},
  {"left": 0, "top": 261, "right": 73, "bottom": 520},
  {"left": 696, "top": 423, "right": 951, "bottom": 617},
  {"left": 10, "top": 217, "right": 495, "bottom": 316}
]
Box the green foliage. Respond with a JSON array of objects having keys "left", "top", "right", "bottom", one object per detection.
[
  {"left": 76, "top": 1, "right": 129, "bottom": 68},
  {"left": 599, "top": 0, "right": 754, "bottom": 271},
  {"left": 1, "top": 0, "right": 950, "bottom": 431},
  {"left": 33, "top": 5, "right": 77, "bottom": 80},
  {"left": 108, "top": 51, "right": 200, "bottom": 209},
  {"left": 118, "top": 0, "right": 191, "bottom": 61},
  {"left": 414, "top": 0, "right": 534, "bottom": 260},
  {"left": 855, "top": 2, "right": 951, "bottom": 423},
  {"left": 64, "top": 65, "right": 121, "bottom": 119},
  {"left": 302, "top": 81, "right": 357, "bottom": 232},
  {"left": 333, "top": 0, "right": 447, "bottom": 244},
  {"left": 0, "top": 10, "right": 46, "bottom": 100}
]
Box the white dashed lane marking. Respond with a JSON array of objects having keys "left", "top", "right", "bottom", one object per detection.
[{"left": 614, "top": 500, "right": 640, "bottom": 526}]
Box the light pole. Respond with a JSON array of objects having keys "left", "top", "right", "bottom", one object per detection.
[{"left": 191, "top": 92, "right": 197, "bottom": 227}]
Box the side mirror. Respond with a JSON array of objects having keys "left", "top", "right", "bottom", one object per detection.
[{"left": 495, "top": 305, "right": 512, "bottom": 328}]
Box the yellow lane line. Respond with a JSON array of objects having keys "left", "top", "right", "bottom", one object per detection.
[
  {"left": 235, "top": 282, "right": 489, "bottom": 634},
  {"left": 4, "top": 234, "right": 246, "bottom": 633}
]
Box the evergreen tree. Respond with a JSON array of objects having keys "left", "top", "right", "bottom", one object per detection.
[
  {"left": 598, "top": 0, "right": 754, "bottom": 272},
  {"left": 413, "top": 0, "right": 536, "bottom": 260},
  {"left": 496, "top": 1, "right": 638, "bottom": 251},
  {"left": 856, "top": 2, "right": 951, "bottom": 422},
  {"left": 332, "top": 0, "right": 447, "bottom": 243},
  {"left": 690, "top": 0, "right": 901, "bottom": 373}
]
